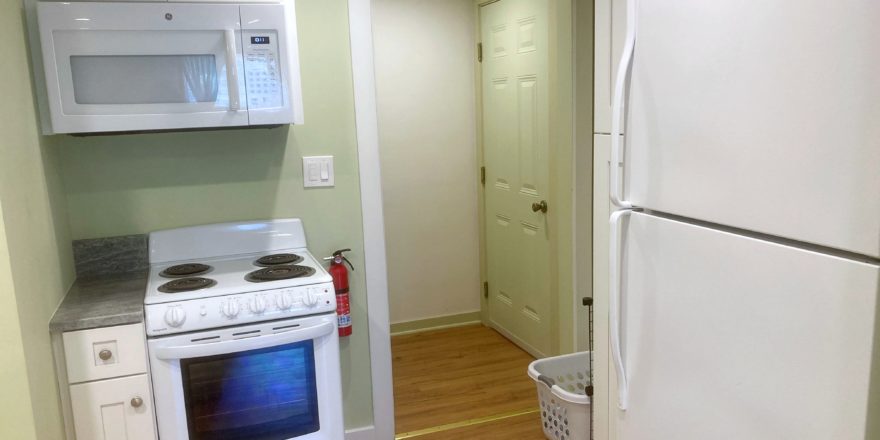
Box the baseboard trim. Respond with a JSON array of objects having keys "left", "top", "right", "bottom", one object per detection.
[
  {"left": 346, "top": 425, "right": 375, "bottom": 440},
  {"left": 390, "top": 312, "right": 482, "bottom": 336},
  {"left": 488, "top": 321, "right": 547, "bottom": 359}
]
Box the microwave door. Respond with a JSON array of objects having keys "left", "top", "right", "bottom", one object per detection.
[{"left": 37, "top": 2, "right": 249, "bottom": 134}]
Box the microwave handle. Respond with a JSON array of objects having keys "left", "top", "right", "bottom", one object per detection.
[
  {"left": 152, "top": 321, "right": 334, "bottom": 360},
  {"left": 224, "top": 29, "right": 241, "bottom": 111}
]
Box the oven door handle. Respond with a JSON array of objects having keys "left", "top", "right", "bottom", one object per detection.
[{"left": 153, "top": 321, "right": 335, "bottom": 360}]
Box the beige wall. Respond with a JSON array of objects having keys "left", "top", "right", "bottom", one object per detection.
[
  {"left": 0, "top": 0, "right": 76, "bottom": 438},
  {"left": 373, "top": 0, "right": 482, "bottom": 324}
]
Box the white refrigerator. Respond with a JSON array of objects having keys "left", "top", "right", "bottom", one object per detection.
[{"left": 608, "top": 1, "right": 880, "bottom": 439}]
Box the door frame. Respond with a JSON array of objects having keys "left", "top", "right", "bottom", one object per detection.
[
  {"left": 347, "top": 1, "right": 395, "bottom": 439},
  {"left": 474, "top": 0, "right": 583, "bottom": 358}
]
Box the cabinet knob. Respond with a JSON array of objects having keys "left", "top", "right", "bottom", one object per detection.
[
  {"left": 98, "top": 349, "right": 113, "bottom": 361},
  {"left": 130, "top": 397, "right": 143, "bottom": 408}
]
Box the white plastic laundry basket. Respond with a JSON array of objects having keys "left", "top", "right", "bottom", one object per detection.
[{"left": 527, "top": 351, "right": 591, "bottom": 440}]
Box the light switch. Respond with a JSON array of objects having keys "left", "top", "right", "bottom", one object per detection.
[{"left": 302, "top": 156, "right": 334, "bottom": 187}]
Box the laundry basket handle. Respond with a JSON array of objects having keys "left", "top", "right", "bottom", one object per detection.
[{"left": 537, "top": 375, "right": 556, "bottom": 388}]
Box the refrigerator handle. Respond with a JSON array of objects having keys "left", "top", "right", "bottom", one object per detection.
[
  {"left": 610, "top": 0, "right": 638, "bottom": 209},
  {"left": 610, "top": 209, "right": 631, "bottom": 410}
]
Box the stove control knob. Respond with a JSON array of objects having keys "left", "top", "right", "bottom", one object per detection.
[
  {"left": 305, "top": 290, "right": 320, "bottom": 307},
  {"left": 249, "top": 296, "right": 267, "bottom": 314},
  {"left": 220, "top": 299, "right": 240, "bottom": 318},
  {"left": 164, "top": 306, "right": 187, "bottom": 328},
  {"left": 277, "top": 292, "right": 294, "bottom": 310}
]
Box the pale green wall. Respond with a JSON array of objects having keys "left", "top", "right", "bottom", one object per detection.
[
  {"left": 0, "top": 0, "right": 76, "bottom": 438},
  {"left": 0, "top": 203, "right": 39, "bottom": 440},
  {"left": 52, "top": 0, "right": 375, "bottom": 429}
]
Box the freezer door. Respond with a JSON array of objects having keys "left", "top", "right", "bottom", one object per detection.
[
  {"left": 623, "top": 0, "right": 880, "bottom": 258},
  {"left": 616, "top": 212, "right": 879, "bottom": 439}
]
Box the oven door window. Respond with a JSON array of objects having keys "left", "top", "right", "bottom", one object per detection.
[{"left": 180, "top": 340, "right": 320, "bottom": 440}]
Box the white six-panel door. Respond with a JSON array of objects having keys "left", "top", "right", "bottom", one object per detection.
[
  {"left": 623, "top": 0, "right": 880, "bottom": 258},
  {"left": 481, "top": 0, "right": 553, "bottom": 357},
  {"left": 617, "top": 212, "right": 879, "bottom": 440}
]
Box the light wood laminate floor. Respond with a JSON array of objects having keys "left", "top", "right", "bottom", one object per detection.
[{"left": 392, "top": 324, "right": 544, "bottom": 439}]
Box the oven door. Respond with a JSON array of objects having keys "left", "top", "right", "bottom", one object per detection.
[
  {"left": 148, "top": 314, "right": 344, "bottom": 440},
  {"left": 37, "top": 2, "right": 251, "bottom": 133}
]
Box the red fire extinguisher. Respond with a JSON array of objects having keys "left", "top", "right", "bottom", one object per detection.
[{"left": 327, "top": 249, "right": 354, "bottom": 337}]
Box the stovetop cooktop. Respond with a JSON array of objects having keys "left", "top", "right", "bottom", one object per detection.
[{"left": 144, "top": 248, "right": 332, "bottom": 305}]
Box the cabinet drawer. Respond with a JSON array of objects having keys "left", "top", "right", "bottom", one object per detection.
[
  {"left": 70, "top": 374, "right": 157, "bottom": 440},
  {"left": 63, "top": 323, "right": 147, "bottom": 383}
]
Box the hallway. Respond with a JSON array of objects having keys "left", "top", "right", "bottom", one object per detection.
[{"left": 392, "top": 325, "right": 546, "bottom": 439}]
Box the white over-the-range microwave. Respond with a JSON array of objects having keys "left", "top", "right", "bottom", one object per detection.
[{"left": 30, "top": 0, "right": 304, "bottom": 134}]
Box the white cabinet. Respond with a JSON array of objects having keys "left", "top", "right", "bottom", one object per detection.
[
  {"left": 69, "top": 375, "right": 157, "bottom": 440},
  {"left": 593, "top": 0, "right": 626, "bottom": 133},
  {"left": 57, "top": 323, "right": 157, "bottom": 440}
]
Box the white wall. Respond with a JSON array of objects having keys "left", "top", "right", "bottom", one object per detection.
[{"left": 373, "top": 0, "right": 481, "bottom": 324}]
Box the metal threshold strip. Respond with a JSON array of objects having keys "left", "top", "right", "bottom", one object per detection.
[{"left": 394, "top": 408, "right": 540, "bottom": 439}]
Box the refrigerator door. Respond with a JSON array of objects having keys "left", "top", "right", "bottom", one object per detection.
[
  {"left": 616, "top": 212, "right": 879, "bottom": 439},
  {"left": 623, "top": 0, "right": 880, "bottom": 258}
]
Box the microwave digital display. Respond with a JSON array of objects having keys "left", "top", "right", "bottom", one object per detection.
[{"left": 251, "top": 36, "right": 271, "bottom": 45}]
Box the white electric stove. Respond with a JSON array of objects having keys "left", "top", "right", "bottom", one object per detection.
[
  {"left": 144, "top": 219, "right": 336, "bottom": 336},
  {"left": 144, "top": 219, "right": 345, "bottom": 440}
]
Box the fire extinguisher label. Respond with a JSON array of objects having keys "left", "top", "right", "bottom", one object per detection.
[{"left": 336, "top": 293, "right": 352, "bottom": 328}]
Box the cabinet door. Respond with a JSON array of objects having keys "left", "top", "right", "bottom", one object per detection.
[
  {"left": 593, "top": 0, "right": 626, "bottom": 133},
  {"left": 70, "top": 375, "right": 157, "bottom": 440}
]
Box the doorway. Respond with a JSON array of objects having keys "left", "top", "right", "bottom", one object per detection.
[{"left": 372, "top": 0, "right": 586, "bottom": 437}]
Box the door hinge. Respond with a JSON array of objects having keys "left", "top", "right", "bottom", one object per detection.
[
  {"left": 480, "top": 166, "right": 486, "bottom": 185},
  {"left": 483, "top": 281, "right": 489, "bottom": 299},
  {"left": 477, "top": 42, "right": 483, "bottom": 62}
]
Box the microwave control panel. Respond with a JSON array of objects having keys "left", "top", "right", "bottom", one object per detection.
[{"left": 242, "top": 30, "right": 283, "bottom": 109}]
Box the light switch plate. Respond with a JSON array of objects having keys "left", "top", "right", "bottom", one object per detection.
[{"left": 302, "top": 156, "right": 335, "bottom": 188}]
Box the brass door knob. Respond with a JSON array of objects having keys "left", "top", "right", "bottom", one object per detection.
[
  {"left": 98, "top": 349, "right": 113, "bottom": 361},
  {"left": 130, "top": 397, "right": 143, "bottom": 408},
  {"left": 531, "top": 200, "right": 548, "bottom": 213}
]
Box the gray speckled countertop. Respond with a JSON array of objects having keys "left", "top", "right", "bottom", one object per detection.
[
  {"left": 50, "top": 235, "right": 149, "bottom": 333},
  {"left": 49, "top": 271, "right": 148, "bottom": 333}
]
